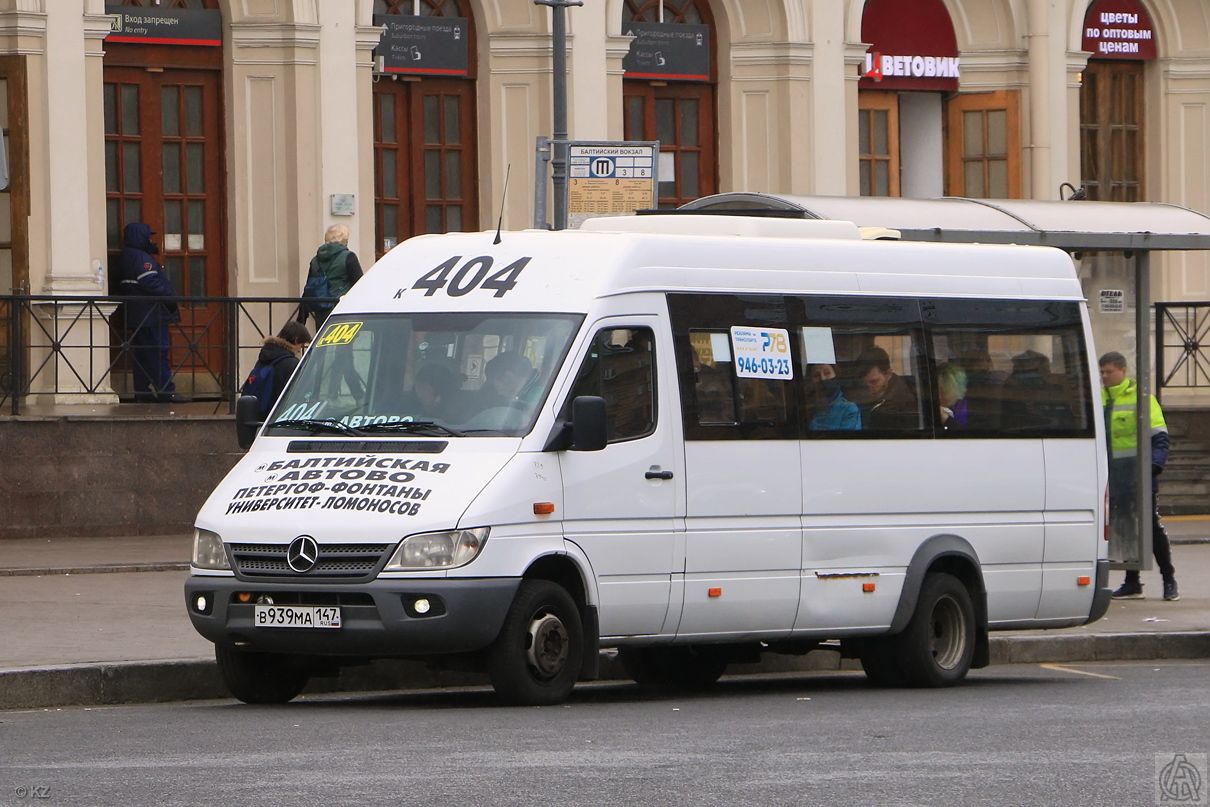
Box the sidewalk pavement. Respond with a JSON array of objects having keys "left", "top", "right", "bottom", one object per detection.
[{"left": 1, "top": 523, "right": 1208, "bottom": 710}]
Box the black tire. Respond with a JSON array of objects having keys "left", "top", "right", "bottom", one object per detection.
[
  {"left": 858, "top": 637, "right": 906, "bottom": 688},
  {"left": 486, "top": 580, "right": 583, "bottom": 706},
  {"left": 617, "top": 646, "right": 728, "bottom": 691},
  {"left": 895, "top": 572, "right": 976, "bottom": 687},
  {"left": 215, "top": 646, "right": 310, "bottom": 704}
]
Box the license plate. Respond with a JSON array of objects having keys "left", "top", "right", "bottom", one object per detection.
[{"left": 253, "top": 605, "right": 341, "bottom": 629}]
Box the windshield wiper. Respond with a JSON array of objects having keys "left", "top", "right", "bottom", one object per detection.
[
  {"left": 265, "top": 418, "right": 365, "bottom": 436},
  {"left": 357, "top": 420, "right": 465, "bottom": 437}
]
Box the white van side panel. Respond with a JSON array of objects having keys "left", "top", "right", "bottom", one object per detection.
[
  {"left": 797, "top": 440, "right": 1047, "bottom": 629},
  {"left": 1037, "top": 438, "right": 1101, "bottom": 619},
  {"left": 677, "top": 441, "right": 803, "bottom": 639}
]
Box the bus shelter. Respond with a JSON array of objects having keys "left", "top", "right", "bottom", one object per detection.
[{"left": 675, "top": 192, "right": 1210, "bottom": 571}]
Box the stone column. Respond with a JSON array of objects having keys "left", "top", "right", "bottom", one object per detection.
[
  {"left": 26, "top": 6, "right": 118, "bottom": 404},
  {"left": 1025, "top": 0, "right": 1070, "bottom": 199}
]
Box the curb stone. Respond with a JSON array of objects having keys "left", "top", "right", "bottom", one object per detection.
[{"left": 3, "top": 634, "right": 1208, "bottom": 711}]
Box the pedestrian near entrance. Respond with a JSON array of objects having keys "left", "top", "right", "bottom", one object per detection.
[
  {"left": 298, "top": 223, "right": 363, "bottom": 328},
  {"left": 116, "top": 222, "right": 190, "bottom": 404},
  {"left": 1101, "top": 351, "right": 1179, "bottom": 601},
  {"left": 242, "top": 321, "right": 311, "bottom": 413}
]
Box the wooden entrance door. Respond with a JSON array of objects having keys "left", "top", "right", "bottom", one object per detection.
[
  {"left": 624, "top": 82, "right": 716, "bottom": 209},
  {"left": 104, "top": 64, "right": 225, "bottom": 389},
  {"left": 373, "top": 78, "right": 478, "bottom": 259}
]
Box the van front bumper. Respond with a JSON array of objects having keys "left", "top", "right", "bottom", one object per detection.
[{"left": 184, "top": 575, "right": 520, "bottom": 657}]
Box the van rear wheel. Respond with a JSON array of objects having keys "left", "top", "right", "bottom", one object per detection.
[
  {"left": 486, "top": 580, "right": 583, "bottom": 706},
  {"left": 896, "top": 572, "right": 976, "bottom": 687},
  {"left": 617, "top": 646, "right": 728, "bottom": 691},
  {"left": 215, "top": 646, "right": 310, "bottom": 704}
]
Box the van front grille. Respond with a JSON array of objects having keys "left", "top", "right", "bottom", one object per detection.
[{"left": 229, "top": 542, "right": 393, "bottom": 580}]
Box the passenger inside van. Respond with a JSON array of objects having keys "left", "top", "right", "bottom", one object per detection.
[
  {"left": 402, "top": 363, "right": 462, "bottom": 421},
  {"left": 857, "top": 346, "right": 918, "bottom": 430},
  {"left": 807, "top": 363, "right": 861, "bottom": 431},
  {"left": 474, "top": 351, "right": 534, "bottom": 412},
  {"left": 936, "top": 362, "right": 968, "bottom": 430},
  {"left": 1001, "top": 349, "right": 1075, "bottom": 430}
]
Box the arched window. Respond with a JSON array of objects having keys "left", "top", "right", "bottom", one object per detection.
[
  {"left": 373, "top": 0, "right": 479, "bottom": 256},
  {"left": 622, "top": 0, "right": 717, "bottom": 208}
]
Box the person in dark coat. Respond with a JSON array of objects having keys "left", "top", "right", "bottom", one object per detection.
[
  {"left": 251, "top": 321, "right": 311, "bottom": 410},
  {"left": 298, "top": 223, "right": 364, "bottom": 328},
  {"left": 116, "top": 222, "right": 189, "bottom": 403},
  {"left": 857, "top": 346, "right": 918, "bottom": 430}
]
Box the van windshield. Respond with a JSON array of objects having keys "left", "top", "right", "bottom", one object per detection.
[{"left": 265, "top": 312, "right": 583, "bottom": 438}]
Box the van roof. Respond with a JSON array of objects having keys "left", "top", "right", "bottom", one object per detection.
[{"left": 345, "top": 217, "right": 1084, "bottom": 316}]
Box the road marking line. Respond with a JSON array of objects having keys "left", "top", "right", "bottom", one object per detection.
[{"left": 1039, "top": 663, "right": 1121, "bottom": 679}]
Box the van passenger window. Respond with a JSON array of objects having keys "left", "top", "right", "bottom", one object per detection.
[
  {"left": 924, "top": 299, "right": 1093, "bottom": 436},
  {"left": 564, "top": 327, "right": 656, "bottom": 442},
  {"left": 668, "top": 294, "right": 797, "bottom": 440},
  {"left": 791, "top": 296, "right": 929, "bottom": 437}
]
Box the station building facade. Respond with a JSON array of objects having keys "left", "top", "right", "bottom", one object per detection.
[{"left": 1, "top": 0, "right": 1209, "bottom": 401}]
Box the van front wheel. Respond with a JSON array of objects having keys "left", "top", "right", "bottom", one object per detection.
[
  {"left": 215, "top": 646, "right": 310, "bottom": 704},
  {"left": 486, "top": 580, "right": 583, "bottom": 706},
  {"left": 896, "top": 572, "right": 976, "bottom": 687}
]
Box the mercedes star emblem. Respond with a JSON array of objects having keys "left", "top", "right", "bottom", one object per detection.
[{"left": 286, "top": 535, "right": 319, "bottom": 573}]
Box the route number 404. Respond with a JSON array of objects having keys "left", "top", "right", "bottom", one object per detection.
[{"left": 406, "top": 255, "right": 531, "bottom": 298}]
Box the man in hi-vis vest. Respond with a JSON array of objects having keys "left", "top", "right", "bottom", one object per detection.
[{"left": 1100, "top": 351, "right": 1179, "bottom": 601}]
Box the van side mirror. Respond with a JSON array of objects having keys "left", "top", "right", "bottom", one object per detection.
[
  {"left": 571, "top": 395, "right": 607, "bottom": 451},
  {"left": 236, "top": 395, "right": 263, "bottom": 450}
]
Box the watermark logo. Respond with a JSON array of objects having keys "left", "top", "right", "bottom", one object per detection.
[{"left": 1156, "top": 753, "right": 1207, "bottom": 804}]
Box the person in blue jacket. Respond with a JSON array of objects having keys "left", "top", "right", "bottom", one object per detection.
[
  {"left": 808, "top": 363, "right": 861, "bottom": 431},
  {"left": 116, "top": 222, "right": 189, "bottom": 403}
]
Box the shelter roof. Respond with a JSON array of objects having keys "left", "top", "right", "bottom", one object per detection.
[{"left": 676, "top": 193, "right": 1210, "bottom": 251}]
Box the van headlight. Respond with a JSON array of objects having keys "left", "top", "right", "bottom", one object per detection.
[
  {"left": 192, "top": 528, "right": 231, "bottom": 570},
  {"left": 384, "top": 528, "right": 489, "bottom": 570}
]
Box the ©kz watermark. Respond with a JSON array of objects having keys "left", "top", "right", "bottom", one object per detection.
[
  {"left": 1156, "top": 753, "right": 1207, "bottom": 805},
  {"left": 12, "top": 785, "right": 51, "bottom": 800}
]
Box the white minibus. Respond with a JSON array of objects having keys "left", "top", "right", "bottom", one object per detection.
[{"left": 185, "top": 215, "right": 1110, "bottom": 705}]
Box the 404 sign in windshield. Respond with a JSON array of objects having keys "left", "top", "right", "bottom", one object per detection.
[{"left": 730, "top": 326, "right": 794, "bottom": 380}]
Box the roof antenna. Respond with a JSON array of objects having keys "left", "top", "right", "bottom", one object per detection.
[{"left": 493, "top": 164, "right": 511, "bottom": 245}]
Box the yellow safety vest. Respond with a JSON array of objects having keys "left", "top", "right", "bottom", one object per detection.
[{"left": 1102, "top": 378, "right": 1166, "bottom": 461}]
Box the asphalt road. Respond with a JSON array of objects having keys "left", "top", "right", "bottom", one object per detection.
[{"left": 2, "top": 661, "right": 1208, "bottom": 807}]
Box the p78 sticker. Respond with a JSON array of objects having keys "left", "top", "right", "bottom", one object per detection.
[{"left": 730, "top": 326, "right": 794, "bottom": 380}]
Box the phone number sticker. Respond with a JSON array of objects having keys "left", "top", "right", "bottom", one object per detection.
[{"left": 730, "top": 326, "right": 793, "bottom": 380}]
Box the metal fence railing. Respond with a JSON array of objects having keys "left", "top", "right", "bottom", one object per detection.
[
  {"left": 0, "top": 295, "right": 333, "bottom": 416},
  {"left": 1155, "top": 301, "right": 1210, "bottom": 403}
]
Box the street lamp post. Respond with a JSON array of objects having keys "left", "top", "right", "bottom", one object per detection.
[{"left": 535, "top": 0, "right": 582, "bottom": 230}]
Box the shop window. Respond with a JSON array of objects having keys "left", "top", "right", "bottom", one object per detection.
[
  {"left": 1080, "top": 61, "right": 1144, "bottom": 201},
  {"left": 945, "top": 91, "right": 1022, "bottom": 198},
  {"left": 858, "top": 91, "right": 900, "bottom": 197}
]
